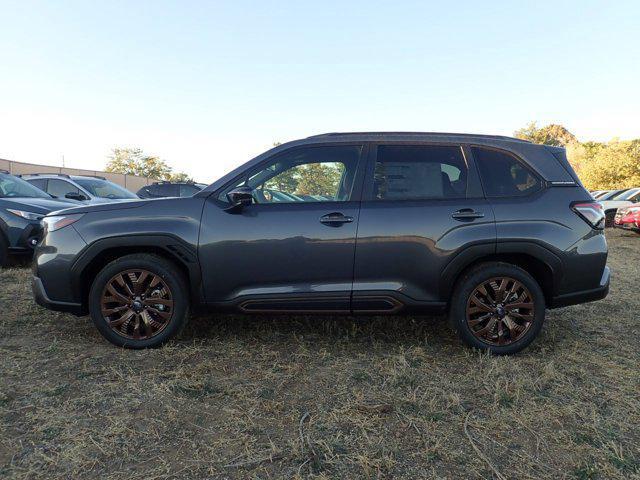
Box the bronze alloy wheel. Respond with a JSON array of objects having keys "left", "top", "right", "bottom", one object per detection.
[
  {"left": 100, "top": 269, "right": 174, "bottom": 340},
  {"left": 465, "top": 276, "right": 535, "bottom": 346}
]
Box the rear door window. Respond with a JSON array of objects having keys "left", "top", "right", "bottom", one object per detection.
[
  {"left": 472, "top": 147, "right": 541, "bottom": 197},
  {"left": 371, "top": 145, "right": 468, "bottom": 200},
  {"left": 48, "top": 179, "right": 81, "bottom": 198},
  {"left": 28, "top": 178, "right": 48, "bottom": 191}
]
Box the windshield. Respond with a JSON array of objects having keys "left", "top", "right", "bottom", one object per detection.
[
  {"left": 0, "top": 173, "right": 51, "bottom": 199},
  {"left": 613, "top": 188, "right": 640, "bottom": 200},
  {"left": 598, "top": 189, "right": 625, "bottom": 201},
  {"left": 74, "top": 178, "right": 138, "bottom": 199}
]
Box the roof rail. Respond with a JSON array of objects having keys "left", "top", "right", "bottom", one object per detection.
[
  {"left": 153, "top": 180, "right": 196, "bottom": 185},
  {"left": 17, "top": 172, "right": 71, "bottom": 178},
  {"left": 306, "top": 131, "right": 531, "bottom": 143}
]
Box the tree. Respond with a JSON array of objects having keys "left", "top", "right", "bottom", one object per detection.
[
  {"left": 167, "top": 172, "right": 194, "bottom": 183},
  {"left": 579, "top": 140, "right": 640, "bottom": 190},
  {"left": 266, "top": 168, "right": 299, "bottom": 193},
  {"left": 296, "top": 163, "right": 343, "bottom": 197},
  {"left": 514, "top": 122, "right": 577, "bottom": 147},
  {"left": 106, "top": 148, "right": 191, "bottom": 181},
  {"left": 106, "top": 148, "right": 172, "bottom": 179}
]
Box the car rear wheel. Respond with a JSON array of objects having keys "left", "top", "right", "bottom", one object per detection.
[
  {"left": 88, "top": 254, "right": 190, "bottom": 348},
  {"left": 449, "top": 262, "right": 546, "bottom": 355},
  {"left": 605, "top": 211, "right": 616, "bottom": 228}
]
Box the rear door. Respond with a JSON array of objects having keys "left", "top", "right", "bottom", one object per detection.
[{"left": 352, "top": 143, "right": 495, "bottom": 311}]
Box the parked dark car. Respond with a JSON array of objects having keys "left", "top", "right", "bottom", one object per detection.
[
  {"left": 137, "top": 181, "right": 206, "bottom": 199},
  {"left": 21, "top": 173, "right": 140, "bottom": 204},
  {"left": 32, "top": 133, "right": 609, "bottom": 354},
  {"left": 0, "top": 171, "right": 73, "bottom": 266}
]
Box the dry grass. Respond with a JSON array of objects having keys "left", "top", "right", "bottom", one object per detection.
[{"left": 1, "top": 230, "right": 639, "bottom": 479}]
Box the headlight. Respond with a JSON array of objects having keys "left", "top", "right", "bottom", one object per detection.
[
  {"left": 6, "top": 209, "right": 44, "bottom": 221},
  {"left": 43, "top": 214, "right": 84, "bottom": 233}
]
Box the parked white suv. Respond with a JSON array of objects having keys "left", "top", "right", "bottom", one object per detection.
[
  {"left": 20, "top": 174, "right": 140, "bottom": 205},
  {"left": 599, "top": 187, "right": 640, "bottom": 227}
]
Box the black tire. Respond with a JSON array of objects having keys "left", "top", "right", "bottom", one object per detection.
[
  {"left": 88, "top": 254, "right": 190, "bottom": 349},
  {"left": 449, "top": 262, "right": 546, "bottom": 355},
  {"left": 605, "top": 211, "right": 616, "bottom": 228},
  {"left": 0, "top": 234, "right": 8, "bottom": 268}
]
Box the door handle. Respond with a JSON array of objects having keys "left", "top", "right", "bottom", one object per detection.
[
  {"left": 320, "top": 212, "right": 354, "bottom": 226},
  {"left": 452, "top": 209, "right": 485, "bottom": 220}
]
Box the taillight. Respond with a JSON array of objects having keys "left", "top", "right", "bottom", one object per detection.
[{"left": 572, "top": 202, "right": 605, "bottom": 229}]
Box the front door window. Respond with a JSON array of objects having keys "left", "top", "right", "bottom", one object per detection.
[{"left": 221, "top": 145, "right": 362, "bottom": 204}]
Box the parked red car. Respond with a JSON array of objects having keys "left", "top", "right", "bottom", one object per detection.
[{"left": 614, "top": 204, "right": 640, "bottom": 233}]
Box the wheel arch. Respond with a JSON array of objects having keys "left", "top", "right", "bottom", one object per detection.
[
  {"left": 442, "top": 242, "right": 561, "bottom": 307},
  {"left": 71, "top": 235, "right": 202, "bottom": 311}
]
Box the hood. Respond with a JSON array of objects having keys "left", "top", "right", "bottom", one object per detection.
[
  {"left": 1, "top": 197, "right": 78, "bottom": 214},
  {"left": 82, "top": 197, "right": 139, "bottom": 205},
  {"left": 53, "top": 198, "right": 147, "bottom": 215}
]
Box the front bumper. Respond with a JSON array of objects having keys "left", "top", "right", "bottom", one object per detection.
[
  {"left": 6, "top": 222, "right": 43, "bottom": 254},
  {"left": 549, "top": 266, "right": 610, "bottom": 308},
  {"left": 32, "top": 275, "right": 85, "bottom": 316}
]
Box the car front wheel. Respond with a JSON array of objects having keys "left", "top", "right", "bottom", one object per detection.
[
  {"left": 449, "top": 262, "right": 546, "bottom": 355},
  {"left": 88, "top": 254, "right": 190, "bottom": 348}
]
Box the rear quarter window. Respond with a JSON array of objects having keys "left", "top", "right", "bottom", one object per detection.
[{"left": 472, "top": 147, "right": 541, "bottom": 197}]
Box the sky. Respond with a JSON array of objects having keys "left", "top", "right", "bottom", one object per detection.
[{"left": 0, "top": 0, "right": 638, "bottom": 184}]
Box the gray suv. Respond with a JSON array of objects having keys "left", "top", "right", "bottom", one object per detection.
[
  {"left": 21, "top": 173, "right": 139, "bottom": 204},
  {"left": 32, "top": 132, "right": 609, "bottom": 354}
]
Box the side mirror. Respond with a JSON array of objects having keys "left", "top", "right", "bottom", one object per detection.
[
  {"left": 225, "top": 186, "right": 254, "bottom": 211},
  {"left": 65, "top": 192, "right": 88, "bottom": 201}
]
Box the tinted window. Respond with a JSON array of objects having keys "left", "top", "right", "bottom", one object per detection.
[
  {"left": 28, "top": 178, "right": 48, "bottom": 191},
  {"left": 472, "top": 147, "right": 541, "bottom": 197},
  {"left": 221, "top": 145, "right": 362, "bottom": 204},
  {"left": 74, "top": 178, "right": 138, "bottom": 199},
  {"left": 48, "top": 179, "right": 81, "bottom": 198},
  {"left": 143, "top": 184, "right": 164, "bottom": 197},
  {"left": 179, "top": 184, "right": 199, "bottom": 197},
  {"left": 598, "top": 189, "right": 625, "bottom": 201},
  {"left": 152, "top": 184, "right": 178, "bottom": 197},
  {"left": 372, "top": 145, "right": 467, "bottom": 200},
  {"left": 614, "top": 188, "right": 640, "bottom": 201}
]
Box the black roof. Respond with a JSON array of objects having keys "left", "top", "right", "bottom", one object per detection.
[{"left": 307, "top": 131, "right": 531, "bottom": 143}]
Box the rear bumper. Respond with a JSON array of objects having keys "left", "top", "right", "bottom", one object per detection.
[
  {"left": 613, "top": 222, "right": 640, "bottom": 232},
  {"left": 32, "top": 275, "right": 85, "bottom": 316},
  {"left": 549, "top": 266, "right": 610, "bottom": 308}
]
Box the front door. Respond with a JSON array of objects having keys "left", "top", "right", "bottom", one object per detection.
[
  {"left": 198, "top": 144, "right": 366, "bottom": 312},
  {"left": 353, "top": 143, "right": 495, "bottom": 311}
]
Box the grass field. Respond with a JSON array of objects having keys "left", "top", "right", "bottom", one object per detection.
[{"left": 1, "top": 230, "right": 638, "bottom": 479}]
